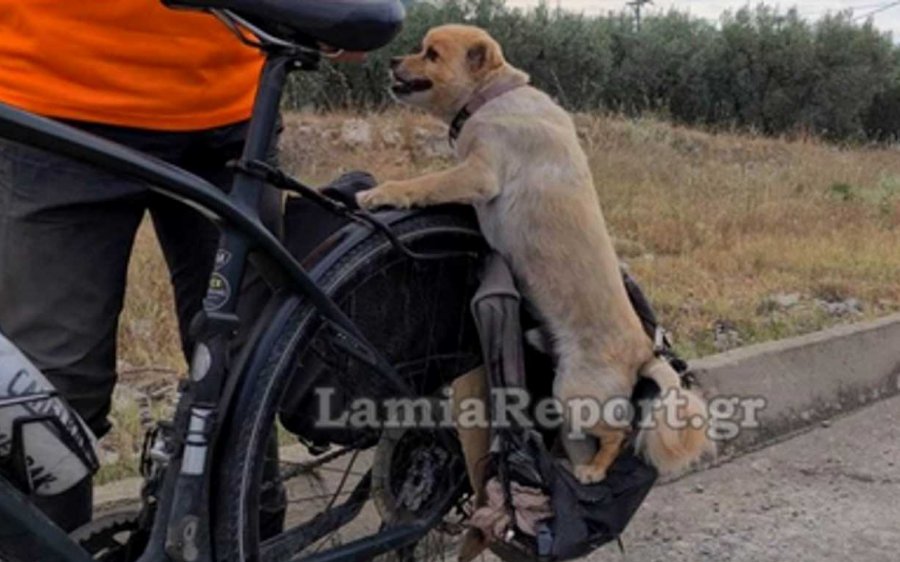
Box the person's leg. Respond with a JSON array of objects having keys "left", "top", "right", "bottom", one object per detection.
[
  {"left": 147, "top": 191, "right": 219, "bottom": 359},
  {"left": 0, "top": 138, "right": 147, "bottom": 530},
  {"left": 0, "top": 139, "right": 148, "bottom": 437}
]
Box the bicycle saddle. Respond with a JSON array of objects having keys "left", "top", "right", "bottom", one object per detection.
[{"left": 163, "top": 0, "right": 405, "bottom": 52}]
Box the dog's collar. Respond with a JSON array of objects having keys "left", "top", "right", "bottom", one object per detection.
[{"left": 448, "top": 82, "right": 526, "bottom": 146}]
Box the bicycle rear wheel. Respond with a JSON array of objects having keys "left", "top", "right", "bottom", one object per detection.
[{"left": 212, "top": 207, "right": 486, "bottom": 562}]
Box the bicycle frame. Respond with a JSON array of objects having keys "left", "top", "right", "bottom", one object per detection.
[{"left": 0, "top": 30, "right": 421, "bottom": 562}]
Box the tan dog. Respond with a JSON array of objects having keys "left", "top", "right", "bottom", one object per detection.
[{"left": 357, "top": 24, "right": 712, "bottom": 484}]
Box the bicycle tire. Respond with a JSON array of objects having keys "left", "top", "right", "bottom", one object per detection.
[{"left": 211, "top": 207, "right": 486, "bottom": 562}]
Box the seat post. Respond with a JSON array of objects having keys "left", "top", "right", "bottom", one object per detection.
[{"left": 228, "top": 51, "right": 295, "bottom": 215}]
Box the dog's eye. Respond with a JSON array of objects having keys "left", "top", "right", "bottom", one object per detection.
[{"left": 425, "top": 47, "right": 440, "bottom": 62}]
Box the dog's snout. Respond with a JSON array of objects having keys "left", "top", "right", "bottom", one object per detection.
[{"left": 390, "top": 57, "right": 402, "bottom": 70}]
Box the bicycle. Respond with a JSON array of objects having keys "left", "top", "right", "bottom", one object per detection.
[{"left": 0, "top": 1, "right": 491, "bottom": 561}]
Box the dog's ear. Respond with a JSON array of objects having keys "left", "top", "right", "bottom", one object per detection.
[{"left": 466, "top": 40, "right": 503, "bottom": 74}]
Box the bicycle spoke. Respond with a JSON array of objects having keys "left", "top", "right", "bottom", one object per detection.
[
  {"left": 259, "top": 472, "right": 372, "bottom": 562},
  {"left": 283, "top": 463, "right": 368, "bottom": 479},
  {"left": 310, "top": 449, "right": 361, "bottom": 553},
  {"left": 260, "top": 440, "right": 375, "bottom": 495},
  {"left": 285, "top": 489, "right": 356, "bottom": 504}
]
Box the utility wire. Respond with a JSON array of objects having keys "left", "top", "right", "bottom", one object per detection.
[
  {"left": 798, "top": 2, "right": 892, "bottom": 17},
  {"left": 854, "top": 0, "right": 900, "bottom": 21},
  {"left": 846, "top": 1, "right": 899, "bottom": 10}
]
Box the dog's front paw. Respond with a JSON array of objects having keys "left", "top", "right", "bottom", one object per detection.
[
  {"left": 355, "top": 182, "right": 412, "bottom": 210},
  {"left": 574, "top": 464, "right": 607, "bottom": 484},
  {"left": 355, "top": 188, "right": 383, "bottom": 209}
]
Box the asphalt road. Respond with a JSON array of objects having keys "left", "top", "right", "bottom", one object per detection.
[{"left": 586, "top": 394, "right": 900, "bottom": 562}]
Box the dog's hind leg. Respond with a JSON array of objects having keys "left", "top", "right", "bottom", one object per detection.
[
  {"left": 556, "top": 361, "right": 633, "bottom": 484},
  {"left": 573, "top": 425, "right": 627, "bottom": 484},
  {"left": 559, "top": 424, "right": 598, "bottom": 470}
]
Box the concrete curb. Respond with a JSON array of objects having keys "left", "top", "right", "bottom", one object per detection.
[{"left": 692, "top": 312, "right": 900, "bottom": 459}]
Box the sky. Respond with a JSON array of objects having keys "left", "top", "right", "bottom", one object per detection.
[{"left": 505, "top": 1, "right": 900, "bottom": 37}]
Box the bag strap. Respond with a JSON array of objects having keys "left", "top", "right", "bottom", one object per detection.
[{"left": 471, "top": 254, "right": 527, "bottom": 392}]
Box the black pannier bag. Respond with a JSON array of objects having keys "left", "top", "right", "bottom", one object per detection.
[
  {"left": 470, "top": 254, "right": 691, "bottom": 561},
  {"left": 277, "top": 172, "right": 489, "bottom": 446}
]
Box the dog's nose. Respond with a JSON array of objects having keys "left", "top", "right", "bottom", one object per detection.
[{"left": 390, "top": 57, "right": 402, "bottom": 70}]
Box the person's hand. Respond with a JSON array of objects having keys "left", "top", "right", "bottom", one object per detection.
[
  {"left": 333, "top": 51, "right": 367, "bottom": 63},
  {"left": 319, "top": 44, "right": 367, "bottom": 63}
]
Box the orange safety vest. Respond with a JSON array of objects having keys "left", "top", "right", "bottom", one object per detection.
[{"left": 0, "top": 2, "right": 264, "bottom": 131}]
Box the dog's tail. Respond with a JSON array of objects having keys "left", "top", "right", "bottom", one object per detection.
[{"left": 634, "top": 358, "right": 714, "bottom": 474}]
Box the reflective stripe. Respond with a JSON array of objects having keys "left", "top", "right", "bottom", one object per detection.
[
  {"left": 181, "top": 444, "right": 208, "bottom": 476},
  {"left": 180, "top": 408, "right": 213, "bottom": 476}
]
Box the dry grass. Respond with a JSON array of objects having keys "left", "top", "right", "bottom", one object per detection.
[
  {"left": 576, "top": 116, "right": 900, "bottom": 356},
  {"left": 104, "top": 110, "right": 900, "bottom": 478}
]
